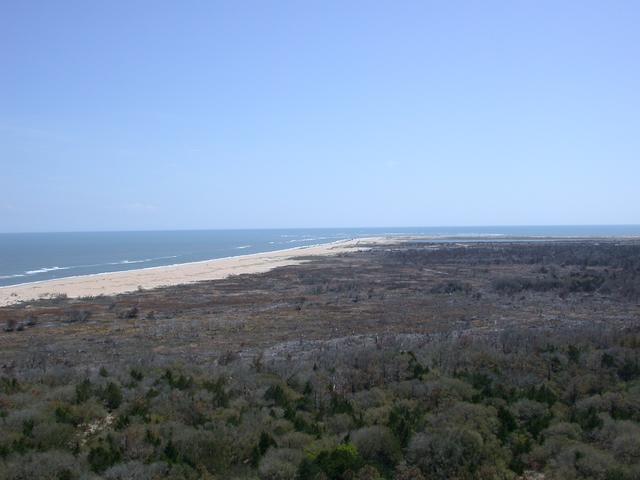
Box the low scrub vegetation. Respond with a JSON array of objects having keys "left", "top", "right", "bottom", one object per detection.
[
  {"left": 1, "top": 325, "right": 640, "bottom": 479},
  {"left": 2, "top": 240, "right": 640, "bottom": 478}
]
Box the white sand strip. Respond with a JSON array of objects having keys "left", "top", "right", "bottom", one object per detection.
[{"left": 0, "top": 237, "right": 396, "bottom": 307}]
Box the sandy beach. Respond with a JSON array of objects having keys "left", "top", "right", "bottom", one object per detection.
[{"left": 0, "top": 236, "right": 395, "bottom": 307}]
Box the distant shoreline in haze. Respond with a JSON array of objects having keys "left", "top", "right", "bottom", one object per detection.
[{"left": 0, "top": 226, "right": 639, "bottom": 288}]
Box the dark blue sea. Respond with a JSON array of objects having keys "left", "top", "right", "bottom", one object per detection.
[{"left": 1, "top": 226, "right": 639, "bottom": 287}]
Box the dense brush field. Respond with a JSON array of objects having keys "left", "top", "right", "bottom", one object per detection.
[
  {"left": 1, "top": 240, "right": 640, "bottom": 479},
  {"left": 2, "top": 325, "right": 640, "bottom": 479}
]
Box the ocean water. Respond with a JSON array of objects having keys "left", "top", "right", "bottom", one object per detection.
[{"left": 0, "top": 226, "right": 639, "bottom": 287}]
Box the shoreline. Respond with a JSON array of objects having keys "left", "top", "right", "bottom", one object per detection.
[
  {"left": 2, "top": 234, "right": 637, "bottom": 307},
  {"left": 0, "top": 238, "right": 353, "bottom": 290},
  {"left": 0, "top": 236, "right": 394, "bottom": 307}
]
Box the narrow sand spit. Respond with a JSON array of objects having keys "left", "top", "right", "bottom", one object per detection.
[{"left": 0, "top": 236, "right": 398, "bottom": 307}]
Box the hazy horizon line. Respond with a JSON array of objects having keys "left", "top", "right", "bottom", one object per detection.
[{"left": 1, "top": 224, "right": 639, "bottom": 235}]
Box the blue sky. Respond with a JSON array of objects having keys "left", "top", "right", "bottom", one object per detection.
[{"left": 1, "top": 1, "right": 639, "bottom": 232}]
